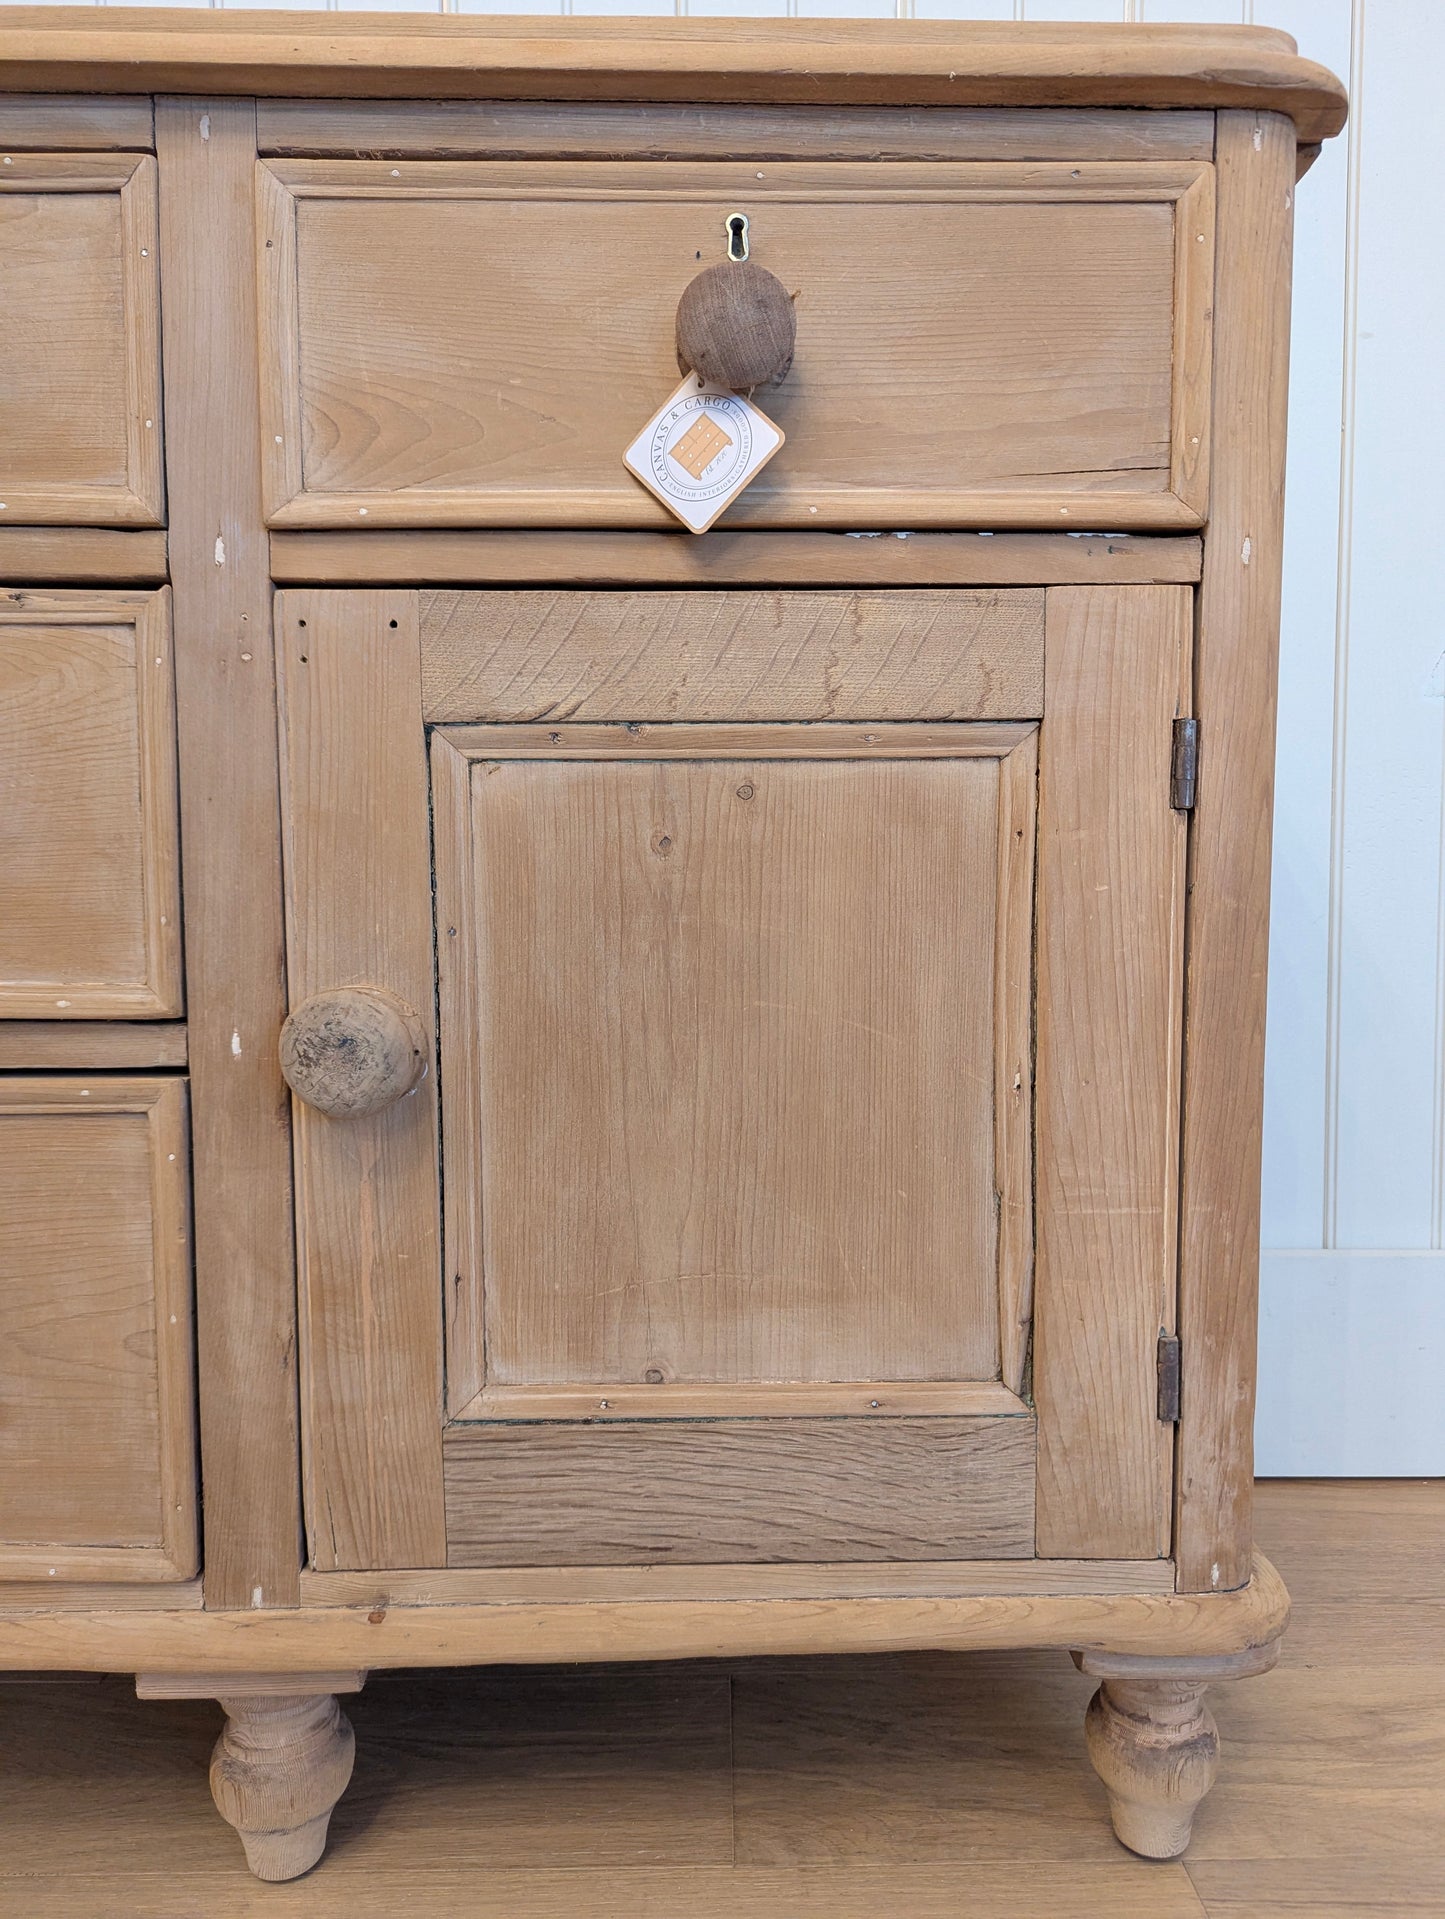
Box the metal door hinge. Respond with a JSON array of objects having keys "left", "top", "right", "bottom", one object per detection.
[
  {"left": 1171, "top": 717, "right": 1199, "bottom": 811},
  {"left": 1157, "top": 1332, "right": 1182, "bottom": 1423}
]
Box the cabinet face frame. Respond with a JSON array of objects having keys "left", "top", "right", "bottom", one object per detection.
[
  {"left": 0, "top": 153, "right": 164, "bottom": 526},
  {"left": 0, "top": 587, "right": 182, "bottom": 1017},
  {"left": 255, "top": 157, "right": 1213, "bottom": 534},
  {"left": 0, "top": 1076, "right": 197, "bottom": 1583}
]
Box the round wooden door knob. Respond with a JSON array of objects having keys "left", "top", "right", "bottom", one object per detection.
[
  {"left": 278, "top": 987, "right": 428, "bottom": 1120},
  {"left": 676, "top": 261, "right": 796, "bottom": 392}
]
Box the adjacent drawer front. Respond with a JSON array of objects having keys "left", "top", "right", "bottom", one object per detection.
[
  {"left": 258, "top": 160, "right": 1212, "bottom": 533},
  {"left": 0, "top": 1077, "right": 196, "bottom": 1582},
  {"left": 0, "top": 589, "right": 182, "bottom": 1017},
  {"left": 0, "top": 155, "right": 164, "bottom": 525}
]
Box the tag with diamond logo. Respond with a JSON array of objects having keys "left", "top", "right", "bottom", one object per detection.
[{"left": 624, "top": 373, "right": 784, "bottom": 534}]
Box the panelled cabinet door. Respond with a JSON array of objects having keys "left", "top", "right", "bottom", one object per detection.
[{"left": 278, "top": 586, "right": 1188, "bottom": 1574}]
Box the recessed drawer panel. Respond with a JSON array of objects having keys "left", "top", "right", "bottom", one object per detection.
[
  {"left": 0, "top": 1076, "right": 196, "bottom": 1582},
  {"left": 0, "top": 589, "right": 182, "bottom": 1017},
  {"left": 257, "top": 159, "right": 1212, "bottom": 533},
  {"left": 0, "top": 155, "right": 164, "bottom": 526}
]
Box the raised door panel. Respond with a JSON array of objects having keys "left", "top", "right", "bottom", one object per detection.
[
  {"left": 0, "top": 155, "right": 163, "bottom": 525},
  {"left": 434, "top": 720, "right": 1037, "bottom": 1566},
  {"left": 465, "top": 749, "right": 1004, "bottom": 1393},
  {"left": 0, "top": 589, "right": 182, "bottom": 1017},
  {"left": 0, "top": 1077, "right": 196, "bottom": 1581},
  {"left": 257, "top": 160, "right": 1212, "bottom": 532}
]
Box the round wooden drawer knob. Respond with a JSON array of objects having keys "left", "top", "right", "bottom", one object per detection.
[
  {"left": 279, "top": 987, "right": 428, "bottom": 1120},
  {"left": 676, "top": 261, "right": 796, "bottom": 392}
]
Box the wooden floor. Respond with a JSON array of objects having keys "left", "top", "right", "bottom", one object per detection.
[{"left": 0, "top": 1481, "right": 1441, "bottom": 1917}]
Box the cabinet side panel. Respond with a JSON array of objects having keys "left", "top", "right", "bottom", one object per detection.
[
  {"left": 156, "top": 99, "right": 301, "bottom": 1608},
  {"left": 1034, "top": 584, "right": 1190, "bottom": 1560},
  {"left": 1176, "top": 112, "right": 1296, "bottom": 1593}
]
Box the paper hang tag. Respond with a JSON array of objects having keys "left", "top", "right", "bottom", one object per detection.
[{"left": 623, "top": 374, "right": 784, "bottom": 535}]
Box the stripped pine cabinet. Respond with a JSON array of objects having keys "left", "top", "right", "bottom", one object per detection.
[{"left": 0, "top": 10, "right": 1345, "bottom": 1886}]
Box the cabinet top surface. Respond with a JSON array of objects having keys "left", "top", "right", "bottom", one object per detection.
[{"left": 0, "top": 9, "right": 1345, "bottom": 145}]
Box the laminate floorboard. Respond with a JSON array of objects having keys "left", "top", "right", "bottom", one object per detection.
[{"left": 0, "top": 1481, "right": 1439, "bottom": 1918}]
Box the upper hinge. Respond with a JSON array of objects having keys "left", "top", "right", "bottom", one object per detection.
[
  {"left": 1157, "top": 1331, "right": 1182, "bottom": 1424},
  {"left": 1170, "top": 716, "right": 1200, "bottom": 811}
]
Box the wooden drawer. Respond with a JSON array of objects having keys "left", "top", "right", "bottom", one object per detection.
[
  {"left": 0, "top": 1076, "right": 196, "bottom": 1581},
  {"left": 0, "top": 154, "right": 163, "bottom": 526},
  {"left": 0, "top": 589, "right": 182, "bottom": 1017},
  {"left": 257, "top": 159, "right": 1212, "bottom": 534}
]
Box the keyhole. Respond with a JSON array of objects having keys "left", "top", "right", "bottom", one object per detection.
[{"left": 726, "top": 212, "right": 750, "bottom": 262}]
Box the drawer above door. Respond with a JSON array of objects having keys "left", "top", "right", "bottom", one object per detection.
[
  {"left": 256, "top": 160, "right": 1213, "bottom": 533},
  {"left": 0, "top": 590, "right": 181, "bottom": 1017}
]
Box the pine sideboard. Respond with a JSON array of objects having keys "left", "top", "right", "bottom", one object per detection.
[{"left": 0, "top": 10, "right": 1346, "bottom": 1881}]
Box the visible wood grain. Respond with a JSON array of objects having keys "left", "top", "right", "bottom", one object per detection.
[
  {"left": 137, "top": 1671, "right": 365, "bottom": 1700},
  {"left": 274, "top": 530, "right": 1205, "bottom": 589},
  {"left": 0, "top": 14, "right": 1347, "bottom": 142},
  {"left": 1084, "top": 1676, "right": 1219, "bottom": 1859},
  {"left": 5, "top": 1484, "right": 1430, "bottom": 1913},
  {"left": 278, "top": 988, "right": 427, "bottom": 1121},
  {"left": 443, "top": 1420, "right": 1036, "bottom": 1567},
  {"left": 675, "top": 260, "right": 796, "bottom": 389},
  {"left": 257, "top": 100, "right": 1216, "bottom": 165},
  {"left": 206, "top": 1689, "right": 357, "bottom": 1882},
  {"left": 0, "top": 93, "right": 153, "bottom": 150},
  {"left": 456, "top": 1382, "right": 1027, "bottom": 1423},
  {"left": 995, "top": 728, "right": 1037, "bottom": 1395},
  {"left": 275, "top": 590, "right": 445, "bottom": 1573},
  {"left": 0, "top": 1020, "right": 186, "bottom": 1070},
  {"left": 1033, "top": 585, "right": 1190, "bottom": 1559},
  {"left": 0, "top": 152, "right": 163, "bottom": 524},
  {"left": 155, "top": 98, "right": 300, "bottom": 1611},
  {"left": 0, "top": 527, "right": 167, "bottom": 584},
  {"left": 1176, "top": 114, "right": 1297, "bottom": 1595},
  {"left": 442, "top": 719, "right": 1031, "bottom": 760},
  {"left": 300, "top": 1558, "right": 1175, "bottom": 1609},
  {"left": 419, "top": 589, "right": 1044, "bottom": 725},
  {"left": 0, "top": 1076, "right": 195, "bottom": 1583},
  {"left": 0, "top": 1862, "right": 1214, "bottom": 1918},
  {"left": 1251, "top": 1479, "right": 1445, "bottom": 1606},
  {"left": 1188, "top": 1860, "right": 1445, "bottom": 1916},
  {"left": 0, "top": 589, "right": 181, "bottom": 1016},
  {"left": 438, "top": 726, "right": 1017, "bottom": 1400},
  {"left": 0, "top": 1551, "right": 1291, "bottom": 1671},
  {"left": 256, "top": 159, "right": 1205, "bottom": 533},
  {"left": 0, "top": 1578, "right": 200, "bottom": 1611},
  {"left": 1170, "top": 165, "right": 1215, "bottom": 517}
]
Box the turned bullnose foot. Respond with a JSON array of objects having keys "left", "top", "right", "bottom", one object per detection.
[
  {"left": 1083, "top": 1677, "right": 1219, "bottom": 1860},
  {"left": 210, "top": 1691, "right": 357, "bottom": 1883},
  {"left": 236, "top": 1809, "right": 334, "bottom": 1882}
]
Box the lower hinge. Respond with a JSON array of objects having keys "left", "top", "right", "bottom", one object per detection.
[
  {"left": 1157, "top": 1332, "right": 1182, "bottom": 1423},
  {"left": 1171, "top": 716, "right": 1200, "bottom": 811}
]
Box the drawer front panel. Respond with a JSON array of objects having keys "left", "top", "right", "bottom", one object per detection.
[
  {"left": 0, "top": 154, "right": 164, "bottom": 525},
  {"left": 258, "top": 160, "right": 1212, "bottom": 533},
  {"left": 0, "top": 1076, "right": 196, "bottom": 1581},
  {"left": 0, "top": 589, "right": 182, "bottom": 1017}
]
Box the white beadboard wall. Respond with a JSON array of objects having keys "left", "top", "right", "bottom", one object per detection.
[{"left": 10, "top": 0, "right": 1439, "bottom": 1472}]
